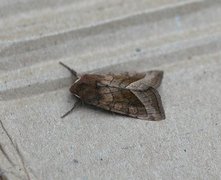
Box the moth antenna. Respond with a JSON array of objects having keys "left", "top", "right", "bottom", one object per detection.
[
  {"left": 61, "top": 101, "right": 81, "bottom": 118},
  {"left": 59, "top": 62, "right": 78, "bottom": 77}
]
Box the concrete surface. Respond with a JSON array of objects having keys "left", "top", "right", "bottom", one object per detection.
[{"left": 0, "top": 0, "right": 221, "bottom": 179}]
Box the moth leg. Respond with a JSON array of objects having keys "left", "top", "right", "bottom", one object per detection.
[
  {"left": 59, "top": 62, "right": 78, "bottom": 77},
  {"left": 61, "top": 100, "right": 81, "bottom": 118}
]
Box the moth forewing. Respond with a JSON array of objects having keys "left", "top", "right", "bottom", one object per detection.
[
  {"left": 89, "top": 85, "right": 165, "bottom": 121},
  {"left": 126, "top": 71, "right": 163, "bottom": 90},
  {"left": 130, "top": 87, "right": 165, "bottom": 121}
]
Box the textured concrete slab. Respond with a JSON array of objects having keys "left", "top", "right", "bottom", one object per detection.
[{"left": 0, "top": 0, "right": 221, "bottom": 179}]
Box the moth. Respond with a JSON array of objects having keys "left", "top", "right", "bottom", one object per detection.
[{"left": 59, "top": 62, "right": 165, "bottom": 121}]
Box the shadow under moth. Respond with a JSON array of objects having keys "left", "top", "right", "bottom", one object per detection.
[{"left": 59, "top": 62, "right": 165, "bottom": 121}]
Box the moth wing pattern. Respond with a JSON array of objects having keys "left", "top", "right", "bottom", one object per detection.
[
  {"left": 87, "top": 71, "right": 165, "bottom": 120},
  {"left": 98, "top": 71, "right": 163, "bottom": 90},
  {"left": 98, "top": 72, "right": 146, "bottom": 88},
  {"left": 130, "top": 87, "right": 165, "bottom": 120},
  {"left": 127, "top": 71, "right": 163, "bottom": 90},
  {"left": 90, "top": 86, "right": 165, "bottom": 121}
]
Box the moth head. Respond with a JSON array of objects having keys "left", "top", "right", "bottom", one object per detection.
[{"left": 69, "top": 74, "right": 98, "bottom": 101}]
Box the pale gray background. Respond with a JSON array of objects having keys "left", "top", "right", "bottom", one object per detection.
[{"left": 0, "top": 0, "right": 221, "bottom": 179}]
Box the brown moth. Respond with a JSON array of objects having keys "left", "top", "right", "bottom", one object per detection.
[{"left": 59, "top": 62, "right": 165, "bottom": 121}]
